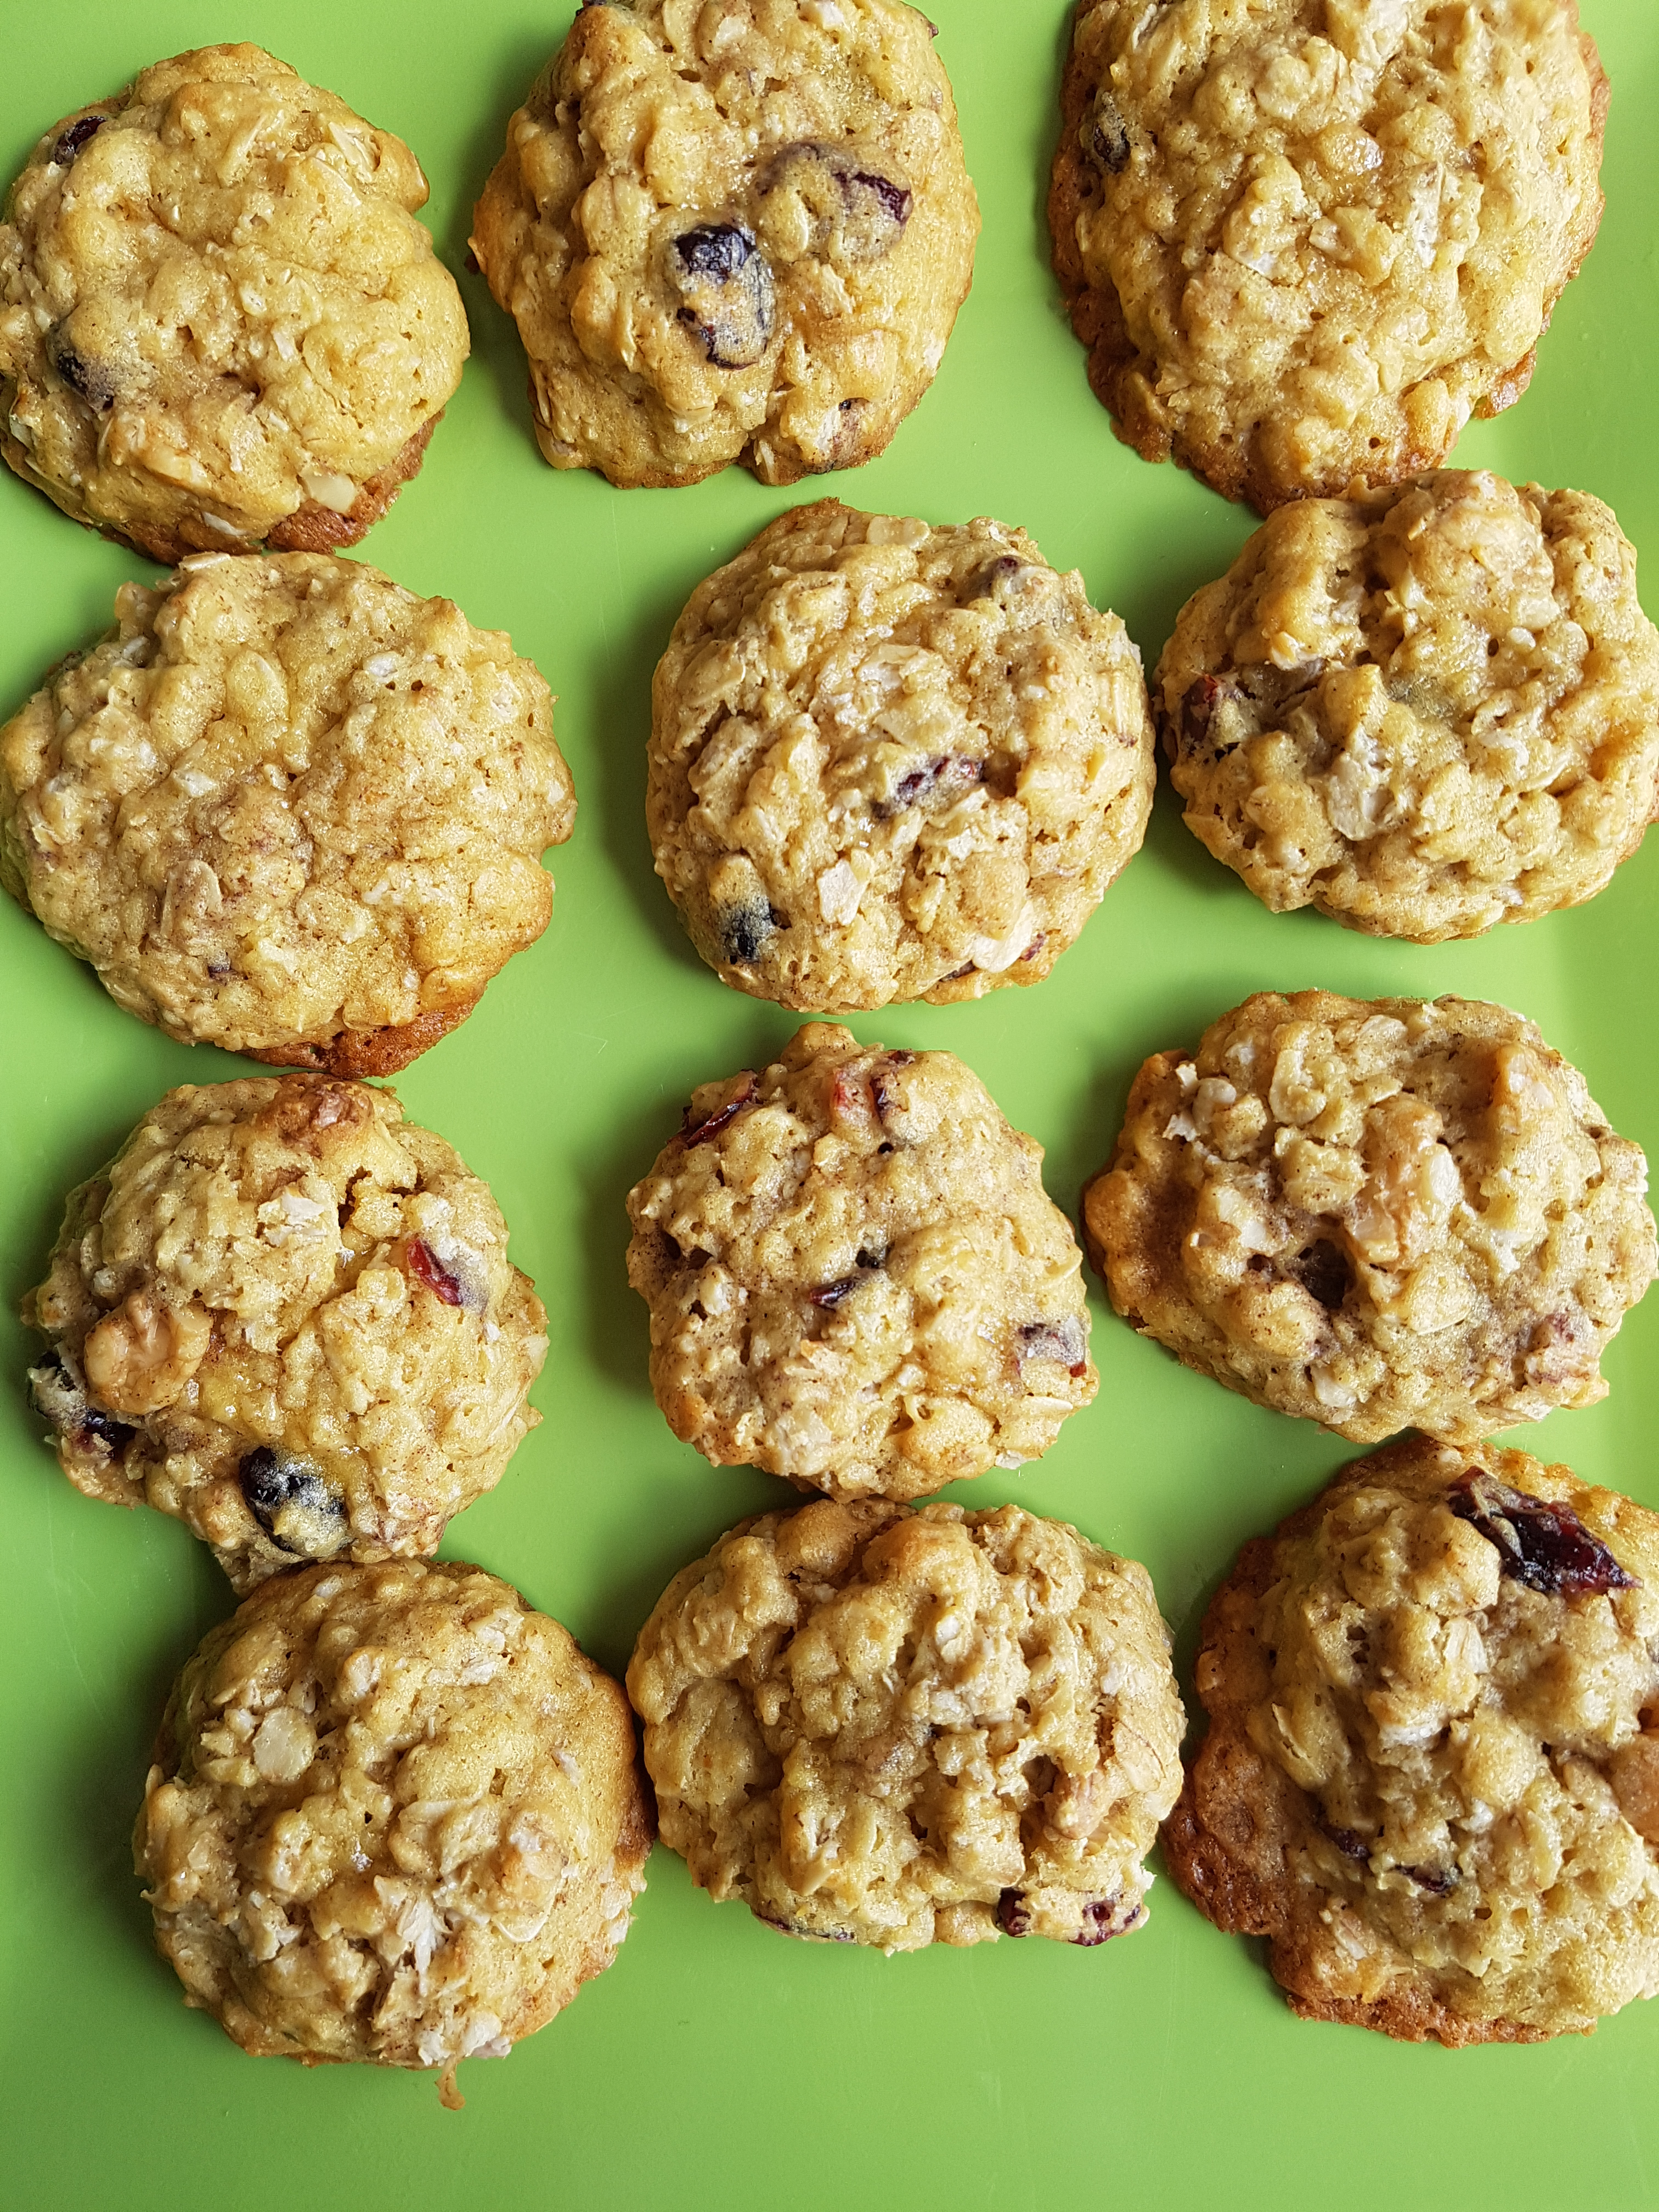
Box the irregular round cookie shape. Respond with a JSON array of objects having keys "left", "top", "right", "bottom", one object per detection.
[
  {"left": 626, "top": 1024, "right": 1097, "bottom": 1498},
  {"left": 470, "top": 0, "right": 978, "bottom": 489},
  {"left": 649, "top": 501, "right": 1155, "bottom": 1008},
  {"left": 1158, "top": 474, "right": 1659, "bottom": 942},
  {"left": 1084, "top": 991, "right": 1656, "bottom": 1444},
  {"left": 0, "top": 553, "right": 575, "bottom": 1072},
  {"left": 23, "top": 1076, "right": 547, "bottom": 1590},
  {"left": 0, "top": 45, "right": 469, "bottom": 561},
  {"left": 1048, "top": 1, "right": 1607, "bottom": 512},
  {"left": 136, "top": 1559, "right": 651, "bottom": 2091},
  {"left": 1165, "top": 1437, "right": 1659, "bottom": 2043},
  {"left": 628, "top": 1497, "right": 1183, "bottom": 1950}
]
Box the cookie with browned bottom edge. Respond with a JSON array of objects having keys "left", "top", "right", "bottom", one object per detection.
[{"left": 1165, "top": 1437, "right": 1659, "bottom": 2043}]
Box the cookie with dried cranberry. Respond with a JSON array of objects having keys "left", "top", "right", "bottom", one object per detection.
[
  {"left": 648, "top": 501, "right": 1154, "bottom": 1008},
  {"left": 628, "top": 1496, "right": 1183, "bottom": 1950},
  {"left": 1165, "top": 1437, "right": 1659, "bottom": 2043},
  {"left": 625, "top": 1023, "right": 1096, "bottom": 1498},
  {"left": 1084, "top": 990, "right": 1656, "bottom": 1444},
  {"left": 469, "top": 0, "right": 978, "bottom": 489},
  {"left": 1049, "top": 1, "right": 1607, "bottom": 512},
  {"left": 1157, "top": 473, "right": 1659, "bottom": 941},
  {"left": 0, "top": 552, "right": 575, "bottom": 1074},
  {"left": 23, "top": 1075, "right": 546, "bottom": 1590},
  {"left": 136, "top": 1558, "right": 651, "bottom": 2098},
  {"left": 0, "top": 45, "right": 467, "bottom": 561}
]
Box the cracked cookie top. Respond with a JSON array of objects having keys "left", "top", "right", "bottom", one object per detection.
[
  {"left": 0, "top": 552, "right": 575, "bottom": 1073},
  {"left": 136, "top": 1559, "right": 651, "bottom": 2085},
  {"left": 1048, "top": 0, "right": 1606, "bottom": 511},
  {"left": 0, "top": 44, "right": 468, "bottom": 560},
  {"left": 24, "top": 1075, "right": 547, "bottom": 1590},
  {"left": 648, "top": 501, "right": 1154, "bottom": 1009},
  {"left": 1164, "top": 1438, "right": 1659, "bottom": 2042},
  {"left": 627, "top": 1497, "right": 1183, "bottom": 1950},
  {"left": 469, "top": 0, "right": 978, "bottom": 488},
  {"left": 1084, "top": 991, "right": 1656, "bottom": 1444},
  {"left": 1158, "top": 473, "right": 1659, "bottom": 941},
  {"left": 625, "top": 1023, "right": 1097, "bottom": 1499}
]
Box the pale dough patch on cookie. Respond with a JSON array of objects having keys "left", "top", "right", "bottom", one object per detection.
[
  {"left": 1084, "top": 990, "right": 1656, "bottom": 1443},
  {"left": 648, "top": 501, "right": 1154, "bottom": 1008},
  {"left": 137, "top": 1560, "right": 651, "bottom": 2074},
  {"left": 628, "top": 1497, "right": 1183, "bottom": 1950},
  {"left": 626, "top": 1023, "right": 1097, "bottom": 1498}
]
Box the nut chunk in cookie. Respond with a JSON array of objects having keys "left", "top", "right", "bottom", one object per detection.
[
  {"left": 1164, "top": 1439, "right": 1659, "bottom": 2043},
  {"left": 1048, "top": 1, "right": 1607, "bottom": 512},
  {"left": 0, "top": 553, "right": 575, "bottom": 1073},
  {"left": 1084, "top": 991, "right": 1655, "bottom": 1444},
  {"left": 24, "top": 1076, "right": 547, "bottom": 1590},
  {"left": 650, "top": 501, "right": 1154, "bottom": 1009},
  {"left": 0, "top": 46, "right": 468, "bottom": 561},
  {"left": 626, "top": 1024, "right": 1097, "bottom": 1498},
  {"left": 1158, "top": 474, "right": 1659, "bottom": 943},
  {"left": 629, "top": 1498, "right": 1183, "bottom": 1950},
  {"left": 136, "top": 1560, "right": 651, "bottom": 2095},
  {"left": 470, "top": 1, "right": 978, "bottom": 489}
]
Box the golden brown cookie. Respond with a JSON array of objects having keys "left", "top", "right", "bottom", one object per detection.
[
  {"left": 1084, "top": 991, "right": 1656, "bottom": 1443},
  {"left": 1165, "top": 1438, "right": 1659, "bottom": 2043},
  {"left": 628, "top": 1496, "right": 1183, "bottom": 1950}
]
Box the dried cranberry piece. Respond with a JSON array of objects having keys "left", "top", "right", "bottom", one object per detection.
[
  {"left": 680, "top": 1074, "right": 758, "bottom": 1147},
  {"left": 996, "top": 1889, "right": 1031, "bottom": 1936},
  {"left": 51, "top": 115, "right": 104, "bottom": 167},
  {"left": 873, "top": 754, "right": 982, "bottom": 818},
  {"left": 1071, "top": 1897, "right": 1141, "bottom": 1946},
  {"left": 1175, "top": 674, "right": 1225, "bottom": 760},
  {"left": 758, "top": 1915, "right": 854, "bottom": 1942},
  {"left": 1448, "top": 1470, "right": 1635, "bottom": 1599},
  {"left": 871, "top": 1054, "right": 915, "bottom": 1125},
  {"left": 1018, "top": 1317, "right": 1088, "bottom": 1375},
  {"left": 407, "top": 1239, "right": 466, "bottom": 1306},
  {"left": 1289, "top": 1238, "right": 1351, "bottom": 1312}
]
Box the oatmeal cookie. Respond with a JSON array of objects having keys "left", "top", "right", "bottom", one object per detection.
[
  {"left": 0, "top": 552, "right": 575, "bottom": 1073},
  {"left": 0, "top": 45, "right": 468, "bottom": 561},
  {"left": 1048, "top": 1, "right": 1607, "bottom": 512},
  {"left": 1084, "top": 991, "right": 1655, "bottom": 1443},
  {"left": 628, "top": 1496, "right": 1183, "bottom": 1950},
  {"left": 1164, "top": 1437, "right": 1659, "bottom": 2042},
  {"left": 24, "top": 1076, "right": 546, "bottom": 1590},
  {"left": 469, "top": 0, "right": 978, "bottom": 489},
  {"left": 1158, "top": 473, "right": 1659, "bottom": 941},
  {"left": 625, "top": 1023, "right": 1097, "bottom": 1498},
  {"left": 136, "top": 1559, "right": 651, "bottom": 2092},
  {"left": 649, "top": 501, "right": 1154, "bottom": 1008}
]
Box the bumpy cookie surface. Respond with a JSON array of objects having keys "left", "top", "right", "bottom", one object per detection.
[
  {"left": 626, "top": 1024, "right": 1097, "bottom": 1497},
  {"left": 470, "top": 0, "right": 978, "bottom": 489},
  {"left": 1158, "top": 474, "right": 1659, "bottom": 941},
  {"left": 1084, "top": 991, "right": 1655, "bottom": 1443},
  {"left": 0, "top": 552, "right": 575, "bottom": 1073},
  {"left": 0, "top": 45, "right": 468, "bottom": 560},
  {"left": 1048, "top": 1, "right": 1607, "bottom": 511},
  {"left": 136, "top": 1560, "right": 651, "bottom": 2088},
  {"left": 1164, "top": 1438, "right": 1659, "bottom": 2042},
  {"left": 24, "top": 1076, "right": 547, "bottom": 1590},
  {"left": 628, "top": 1497, "right": 1183, "bottom": 1950},
  {"left": 649, "top": 501, "right": 1155, "bottom": 1008}
]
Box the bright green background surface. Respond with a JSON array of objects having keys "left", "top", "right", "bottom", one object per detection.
[{"left": 2, "top": 3, "right": 1657, "bottom": 2207}]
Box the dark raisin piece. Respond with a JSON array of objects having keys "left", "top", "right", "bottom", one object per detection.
[
  {"left": 1448, "top": 1470, "right": 1635, "bottom": 1599},
  {"left": 1018, "top": 1316, "right": 1087, "bottom": 1374},
  {"left": 720, "top": 896, "right": 785, "bottom": 966},
  {"left": 855, "top": 1244, "right": 887, "bottom": 1271},
  {"left": 758, "top": 1915, "right": 854, "bottom": 1942},
  {"left": 1175, "top": 674, "right": 1224, "bottom": 761},
  {"left": 206, "top": 958, "right": 233, "bottom": 980},
  {"left": 872, "top": 754, "right": 982, "bottom": 819},
  {"left": 407, "top": 1239, "right": 466, "bottom": 1307},
  {"left": 50, "top": 339, "right": 116, "bottom": 411},
  {"left": 809, "top": 1275, "right": 862, "bottom": 1311},
  {"left": 680, "top": 1074, "right": 758, "bottom": 1148},
  {"left": 838, "top": 168, "right": 912, "bottom": 258},
  {"left": 1289, "top": 1238, "right": 1351, "bottom": 1312},
  {"left": 239, "top": 1447, "right": 348, "bottom": 1558},
  {"left": 51, "top": 114, "right": 104, "bottom": 167},
  {"left": 1082, "top": 87, "right": 1131, "bottom": 171},
  {"left": 27, "top": 1351, "right": 134, "bottom": 1455},
  {"left": 1019, "top": 935, "right": 1047, "bottom": 964},
  {"left": 996, "top": 1889, "right": 1031, "bottom": 1937},
  {"left": 1404, "top": 1864, "right": 1457, "bottom": 1895},
  {"left": 1322, "top": 1823, "right": 1370, "bottom": 1863},
  {"left": 871, "top": 1054, "right": 915, "bottom": 1124},
  {"left": 669, "top": 223, "right": 775, "bottom": 368}
]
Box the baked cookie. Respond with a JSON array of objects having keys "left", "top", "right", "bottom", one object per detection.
[
  {"left": 1048, "top": 1, "right": 1607, "bottom": 512},
  {"left": 0, "top": 45, "right": 468, "bottom": 561},
  {"left": 1165, "top": 1437, "right": 1659, "bottom": 2043},
  {"left": 24, "top": 1076, "right": 546, "bottom": 1590},
  {"left": 628, "top": 1496, "right": 1183, "bottom": 1950},
  {"left": 649, "top": 501, "right": 1154, "bottom": 1008},
  {"left": 470, "top": 0, "right": 978, "bottom": 489},
  {"left": 625, "top": 1023, "right": 1097, "bottom": 1497},
  {"left": 1157, "top": 473, "right": 1659, "bottom": 942},
  {"left": 136, "top": 1559, "right": 651, "bottom": 2097},
  {"left": 1084, "top": 991, "right": 1655, "bottom": 1443},
  {"left": 0, "top": 552, "right": 575, "bottom": 1074}
]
